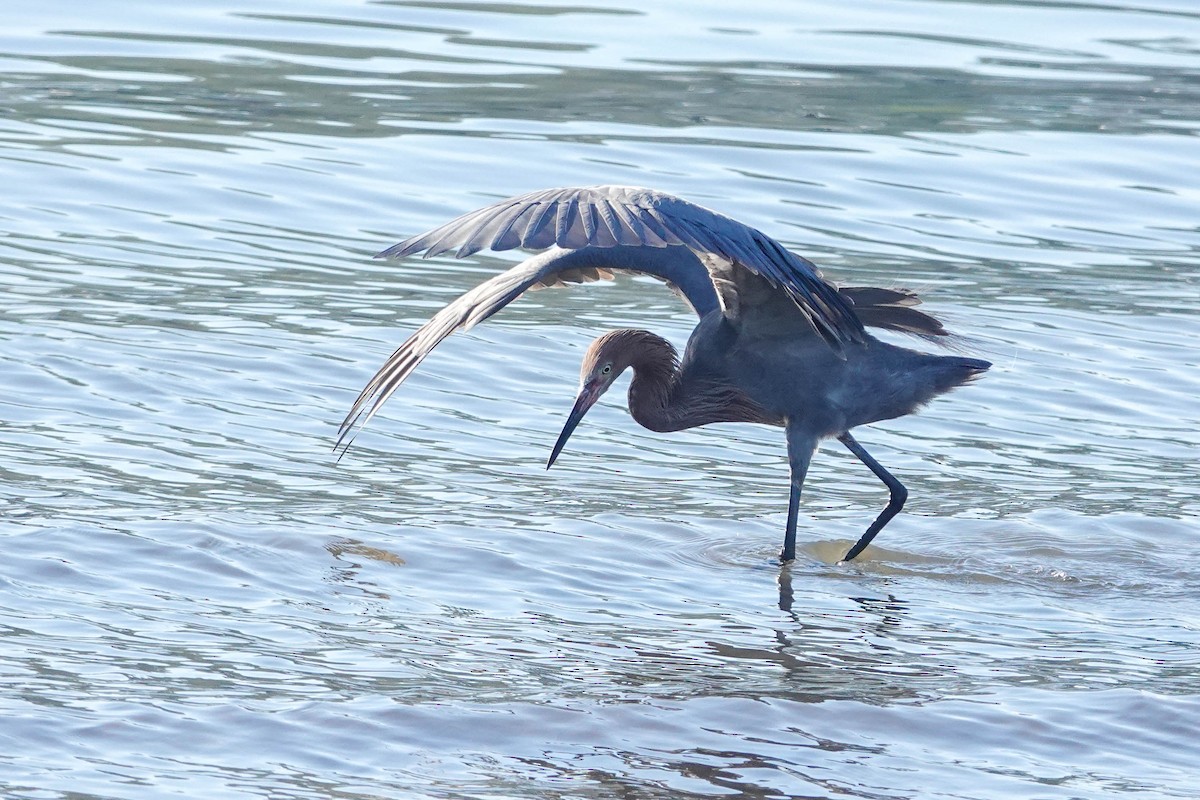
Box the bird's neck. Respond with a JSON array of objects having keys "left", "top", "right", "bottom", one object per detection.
[
  {"left": 621, "top": 328, "right": 777, "bottom": 432},
  {"left": 622, "top": 330, "right": 693, "bottom": 433}
]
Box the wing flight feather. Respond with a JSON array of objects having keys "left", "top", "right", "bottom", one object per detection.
[{"left": 336, "top": 243, "right": 722, "bottom": 453}]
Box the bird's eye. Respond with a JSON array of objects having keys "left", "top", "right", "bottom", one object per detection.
[{"left": 601, "top": 364, "right": 612, "bottom": 375}]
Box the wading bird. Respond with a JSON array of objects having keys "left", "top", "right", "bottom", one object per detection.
[{"left": 338, "top": 186, "right": 990, "bottom": 562}]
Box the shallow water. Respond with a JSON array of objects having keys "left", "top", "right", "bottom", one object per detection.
[{"left": 2, "top": 1, "right": 1199, "bottom": 798}]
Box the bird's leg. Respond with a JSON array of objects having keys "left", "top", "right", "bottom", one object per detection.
[
  {"left": 837, "top": 432, "right": 908, "bottom": 562},
  {"left": 781, "top": 425, "right": 816, "bottom": 563}
]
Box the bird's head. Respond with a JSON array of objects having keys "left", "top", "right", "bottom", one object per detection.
[{"left": 546, "top": 331, "right": 640, "bottom": 469}]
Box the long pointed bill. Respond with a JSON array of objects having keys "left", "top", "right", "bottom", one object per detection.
[{"left": 547, "top": 381, "right": 602, "bottom": 469}]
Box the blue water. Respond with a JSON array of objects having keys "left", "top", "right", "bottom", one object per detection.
[{"left": 2, "top": 1, "right": 1199, "bottom": 797}]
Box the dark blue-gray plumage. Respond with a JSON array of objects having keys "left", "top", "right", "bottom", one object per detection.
[{"left": 339, "top": 186, "right": 990, "bottom": 562}]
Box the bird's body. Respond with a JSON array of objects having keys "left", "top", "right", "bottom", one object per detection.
[{"left": 339, "top": 186, "right": 990, "bottom": 562}]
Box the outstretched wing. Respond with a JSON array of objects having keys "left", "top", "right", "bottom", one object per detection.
[
  {"left": 381, "top": 186, "right": 862, "bottom": 345},
  {"left": 336, "top": 244, "right": 720, "bottom": 453},
  {"left": 338, "top": 185, "right": 866, "bottom": 453}
]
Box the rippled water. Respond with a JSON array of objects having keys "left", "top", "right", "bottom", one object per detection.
[{"left": 3, "top": 1, "right": 1199, "bottom": 797}]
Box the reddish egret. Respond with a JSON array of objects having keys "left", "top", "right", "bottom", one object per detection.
[{"left": 338, "top": 186, "right": 989, "bottom": 562}]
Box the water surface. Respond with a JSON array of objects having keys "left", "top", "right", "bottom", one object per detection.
[{"left": 2, "top": 1, "right": 1199, "bottom": 798}]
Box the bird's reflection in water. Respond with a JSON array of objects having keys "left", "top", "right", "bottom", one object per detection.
[
  {"left": 777, "top": 564, "right": 907, "bottom": 628},
  {"left": 772, "top": 564, "right": 918, "bottom": 698},
  {"left": 704, "top": 569, "right": 920, "bottom": 704}
]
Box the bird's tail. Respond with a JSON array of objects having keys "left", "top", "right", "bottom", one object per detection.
[{"left": 935, "top": 356, "right": 992, "bottom": 393}]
